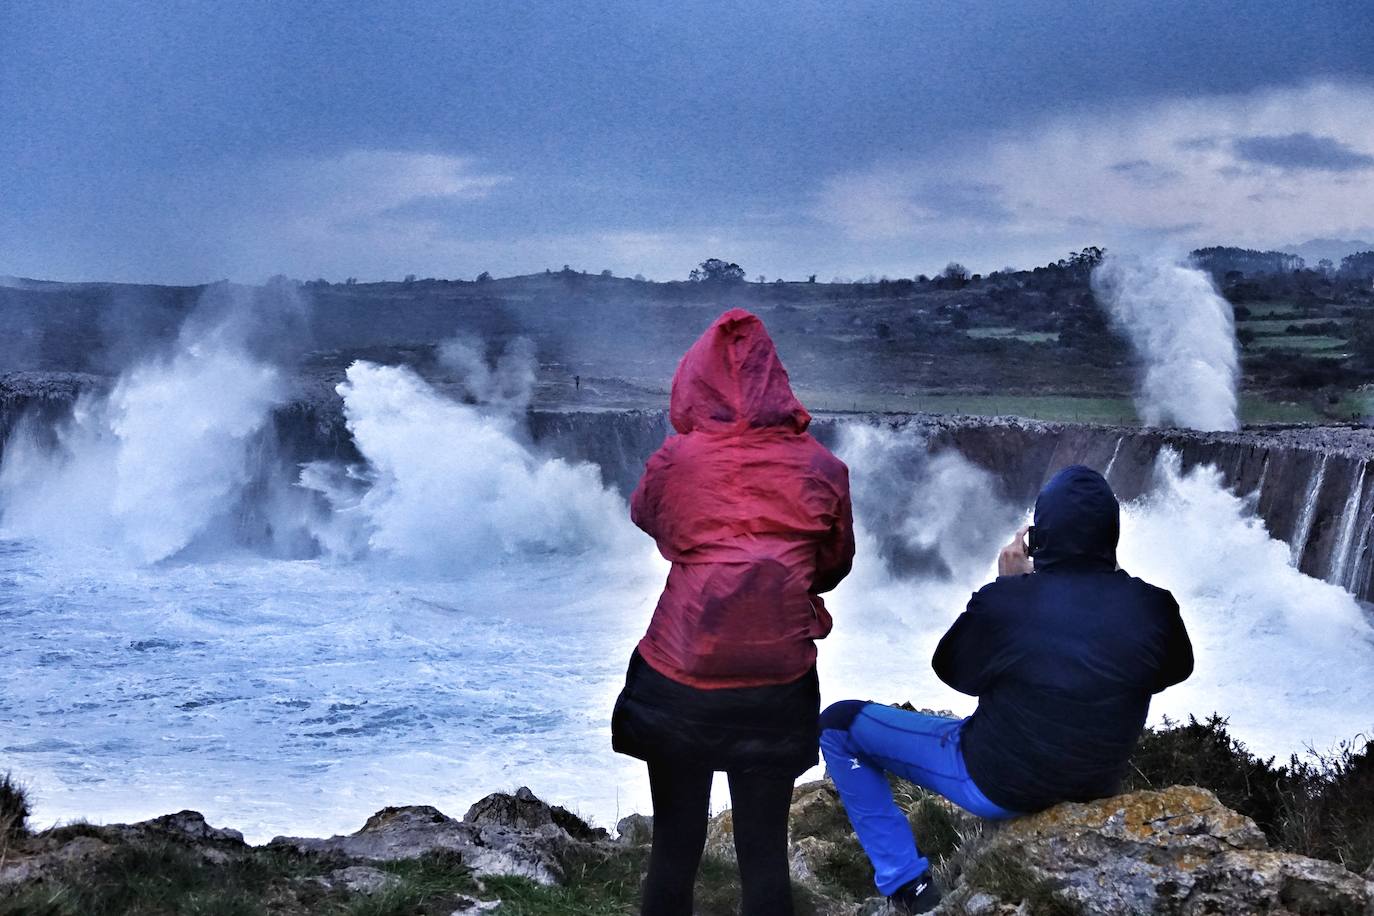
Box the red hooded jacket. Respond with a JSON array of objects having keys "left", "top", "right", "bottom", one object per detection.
[{"left": 631, "top": 309, "right": 855, "bottom": 689}]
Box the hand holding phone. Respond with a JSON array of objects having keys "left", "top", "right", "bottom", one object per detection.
[{"left": 998, "top": 524, "right": 1034, "bottom": 577}]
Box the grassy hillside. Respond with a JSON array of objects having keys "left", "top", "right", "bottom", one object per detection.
[{"left": 5, "top": 254, "right": 1374, "bottom": 424}]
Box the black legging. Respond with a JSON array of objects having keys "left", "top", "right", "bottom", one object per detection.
[{"left": 641, "top": 760, "right": 796, "bottom": 916}]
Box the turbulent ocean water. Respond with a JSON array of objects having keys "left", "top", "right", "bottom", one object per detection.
[{"left": 2, "top": 350, "right": 1373, "bottom": 843}]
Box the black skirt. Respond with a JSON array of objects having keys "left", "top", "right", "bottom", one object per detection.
[{"left": 611, "top": 650, "right": 820, "bottom": 778}]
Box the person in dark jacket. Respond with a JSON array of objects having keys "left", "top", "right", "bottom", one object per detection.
[
  {"left": 613, "top": 309, "right": 855, "bottom": 916},
  {"left": 819, "top": 465, "right": 1193, "bottom": 913}
]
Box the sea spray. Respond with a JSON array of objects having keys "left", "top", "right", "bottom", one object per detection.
[
  {"left": 301, "top": 360, "right": 639, "bottom": 568},
  {"left": 834, "top": 423, "right": 1020, "bottom": 582},
  {"left": 0, "top": 307, "right": 290, "bottom": 562},
  {"left": 437, "top": 336, "right": 536, "bottom": 409},
  {"left": 1091, "top": 255, "right": 1239, "bottom": 431},
  {"left": 1117, "top": 450, "right": 1374, "bottom": 754}
]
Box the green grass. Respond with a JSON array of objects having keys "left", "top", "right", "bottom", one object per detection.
[
  {"left": 1247, "top": 335, "right": 1348, "bottom": 352},
  {"left": 1239, "top": 318, "right": 1347, "bottom": 334},
  {"left": 797, "top": 391, "right": 1141, "bottom": 422},
  {"left": 795, "top": 389, "right": 1363, "bottom": 425},
  {"left": 1, "top": 771, "right": 29, "bottom": 845},
  {"left": 1237, "top": 301, "right": 1307, "bottom": 318},
  {"left": 964, "top": 327, "right": 1060, "bottom": 344}
]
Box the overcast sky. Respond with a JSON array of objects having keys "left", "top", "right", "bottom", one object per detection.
[{"left": 4, "top": 0, "right": 1374, "bottom": 284}]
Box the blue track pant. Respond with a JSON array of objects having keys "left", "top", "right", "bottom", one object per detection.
[{"left": 819, "top": 701, "right": 1020, "bottom": 895}]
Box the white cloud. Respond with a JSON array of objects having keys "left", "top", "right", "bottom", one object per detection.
[
  {"left": 818, "top": 82, "right": 1374, "bottom": 253},
  {"left": 225, "top": 151, "right": 509, "bottom": 274}
]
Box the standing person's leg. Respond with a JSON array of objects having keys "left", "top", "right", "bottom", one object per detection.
[
  {"left": 642, "top": 760, "right": 714, "bottom": 916},
  {"left": 727, "top": 770, "right": 796, "bottom": 916},
  {"left": 819, "top": 701, "right": 1015, "bottom": 896}
]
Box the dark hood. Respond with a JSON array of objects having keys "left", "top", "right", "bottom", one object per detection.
[
  {"left": 1032, "top": 465, "right": 1119, "bottom": 572},
  {"left": 669, "top": 308, "right": 810, "bottom": 435}
]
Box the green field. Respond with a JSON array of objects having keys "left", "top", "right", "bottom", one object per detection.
[
  {"left": 965, "top": 327, "right": 1060, "bottom": 344},
  {"left": 1239, "top": 301, "right": 1308, "bottom": 318},
  {"left": 1248, "top": 335, "right": 1348, "bottom": 352},
  {"left": 794, "top": 389, "right": 1362, "bottom": 425},
  {"left": 1240, "top": 318, "right": 1346, "bottom": 334}
]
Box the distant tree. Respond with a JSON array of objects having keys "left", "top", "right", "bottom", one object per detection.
[
  {"left": 1339, "top": 251, "right": 1374, "bottom": 279},
  {"left": 1350, "top": 313, "right": 1374, "bottom": 366},
  {"left": 1191, "top": 246, "right": 1304, "bottom": 277},
  {"left": 807, "top": 274, "right": 817, "bottom": 283},
  {"left": 774, "top": 278, "right": 785, "bottom": 285},
  {"left": 942, "top": 262, "right": 970, "bottom": 282},
  {"left": 1318, "top": 259, "right": 1335, "bottom": 275},
  {"left": 476, "top": 271, "right": 492, "bottom": 283},
  {"left": 689, "top": 258, "right": 746, "bottom": 283},
  {"left": 916, "top": 274, "right": 930, "bottom": 283},
  {"left": 756, "top": 274, "right": 767, "bottom": 284},
  {"left": 600, "top": 269, "right": 614, "bottom": 278},
  {"left": 633, "top": 273, "right": 646, "bottom": 282},
  {"left": 345, "top": 277, "right": 357, "bottom": 286},
  {"left": 403, "top": 274, "right": 417, "bottom": 285},
  {"left": 1069, "top": 246, "right": 1105, "bottom": 269}
]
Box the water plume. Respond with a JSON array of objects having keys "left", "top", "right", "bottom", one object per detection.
[
  {"left": 834, "top": 423, "right": 1020, "bottom": 583},
  {"left": 437, "top": 336, "right": 536, "bottom": 409},
  {"left": 0, "top": 283, "right": 302, "bottom": 562},
  {"left": 1091, "top": 255, "right": 1239, "bottom": 431},
  {"left": 301, "top": 360, "right": 637, "bottom": 569}
]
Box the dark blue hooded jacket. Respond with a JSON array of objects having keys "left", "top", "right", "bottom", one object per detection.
[{"left": 933, "top": 465, "right": 1193, "bottom": 813}]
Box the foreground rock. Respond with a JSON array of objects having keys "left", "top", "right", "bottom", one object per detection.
[
  {"left": 944, "top": 785, "right": 1374, "bottom": 915},
  {"left": 0, "top": 788, "right": 613, "bottom": 914},
  {"left": 270, "top": 786, "right": 611, "bottom": 885},
  {"left": 3, "top": 783, "right": 1370, "bottom": 914}
]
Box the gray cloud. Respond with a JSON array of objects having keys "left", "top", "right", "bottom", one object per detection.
[
  {"left": 1232, "top": 132, "right": 1374, "bottom": 172},
  {"left": 1177, "top": 136, "right": 1222, "bottom": 152},
  {"left": 919, "top": 181, "right": 1013, "bottom": 222},
  {"left": 1109, "top": 159, "right": 1182, "bottom": 187}
]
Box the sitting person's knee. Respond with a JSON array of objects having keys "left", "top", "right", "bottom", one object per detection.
[{"left": 819, "top": 699, "right": 871, "bottom": 732}]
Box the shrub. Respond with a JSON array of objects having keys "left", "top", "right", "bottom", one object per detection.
[
  {"left": 1125, "top": 715, "right": 1374, "bottom": 874},
  {"left": 1, "top": 771, "right": 30, "bottom": 842}
]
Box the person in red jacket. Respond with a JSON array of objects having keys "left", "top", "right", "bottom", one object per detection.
[{"left": 613, "top": 308, "right": 855, "bottom": 916}]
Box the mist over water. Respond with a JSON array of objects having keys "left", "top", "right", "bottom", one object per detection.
[{"left": 1091, "top": 255, "right": 1240, "bottom": 431}]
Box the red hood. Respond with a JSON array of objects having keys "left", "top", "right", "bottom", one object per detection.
[{"left": 669, "top": 308, "right": 810, "bottom": 435}]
